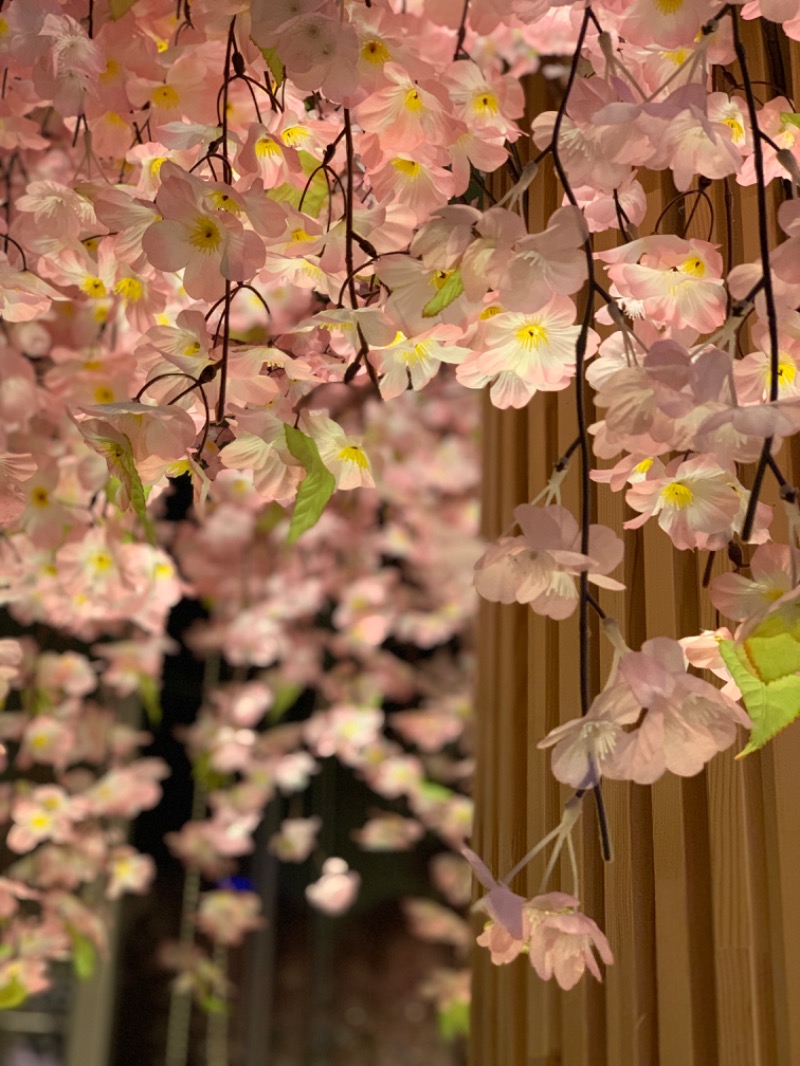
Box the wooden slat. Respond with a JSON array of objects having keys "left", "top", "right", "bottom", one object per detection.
[{"left": 471, "top": 21, "right": 800, "bottom": 1066}]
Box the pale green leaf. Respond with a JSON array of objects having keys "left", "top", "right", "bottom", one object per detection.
[
  {"left": 90, "top": 434, "right": 155, "bottom": 545},
  {"left": 200, "top": 994, "right": 228, "bottom": 1015},
  {"left": 719, "top": 639, "right": 800, "bottom": 755},
  {"left": 285, "top": 425, "right": 336, "bottom": 544},
  {"left": 743, "top": 631, "right": 800, "bottom": 683},
  {"left": 138, "top": 673, "right": 162, "bottom": 727},
  {"left": 781, "top": 112, "right": 800, "bottom": 130},
  {"left": 416, "top": 780, "right": 454, "bottom": 804},
  {"left": 267, "top": 681, "right": 303, "bottom": 723},
  {"left": 422, "top": 269, "right": 464, "bottom": 318},
  {"left": 438, "top": 999, "right": 469, "bottom": 1043},
  {"left": 260, "top": 48, "right": 285, "bottom": 89},
  {"left": 0, "top": 976, "right": 28, "bottom": 1011},
  {"left": 109, "top": 0, "right": 138, "bottom": 18},
  {"left": 71, "top": 933, "right": 96, "bottom": 980},
  {"left": 269, "top": 152, "right": 328, "bottom": 218}
]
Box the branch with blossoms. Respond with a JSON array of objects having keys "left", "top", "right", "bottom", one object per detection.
[{"left": 0, "top": 0, "right": 800, "bottom": 1016}]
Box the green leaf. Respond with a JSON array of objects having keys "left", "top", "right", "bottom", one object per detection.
[
  {"left": 90, "top": 434, "right": 155, "bottom": 545},
  {"left": 422, "top": 269, "right": 464, "bottom": 318},
  {"left": 719, "top": 639, "right": 800, "bottom": 755},
  {"left": 260, "top": 48, "right": 285, "bottom": 89},
  {"left": 192, "top": 752, "right": 230, "bottom": 792},
  {"left": 138, "top": 673, "right": 162, "bottom": 727},
  {"left": 781, "top": 112, "right": 800, "bottom": 130},
  {"left": 416, "top": 781, "right": 454, "bottom": 804},
  {"left": 199, "top": 994, "right": 228, "bottom": 1015},
  {"left": 71, "top": 933, "right": 96, "bottom": 980},
  {"left": 284, "top": 425, "right": 336, "bottom": 544},
  {"left": 109, "top": 0, "right": 138, "bottom": 18},
  {"left": 267, "top": 681, "right": 303, "bottom": 723},
  {"left": 255, "top": 501, "right": 286, "bottom": 535},
  {"left": 0, "top": 976, "right": 28, "bottom": 1011},
  {"left": 269, "top": 152, "right": 328, "bottom": 218},
  {"left": 438, "top": 999, "right": 469, "bottom": 1043}
]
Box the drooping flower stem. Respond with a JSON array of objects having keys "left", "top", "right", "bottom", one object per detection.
[
  {"left": 549, "top": 5, "right": 612, "bottom": 861},
  {"left": 732, "top": 10, "right": 782, "bottom": 542}
]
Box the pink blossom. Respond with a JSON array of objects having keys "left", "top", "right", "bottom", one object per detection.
[
  {"left": 196, "top": 890, "right": 263, "bottom": 946},
  {"left": 624, "top": 455, "right": 766, "bottom": 551},
  {"left": 709, "top": 543, "right": 796, "bottom": 620},
  {"left": 526, "top": 892, "right": 614, "bottom": 990},
  {"left": 269, "top": 816, "right": 322, "bottom": 862},
  {"left": 474, "top": 504, "right": 624, "bottom": 620},
  {"left": 106, "top": 847, "right": 155, "bottom": 901},
  {"left": 352, "top": 814, "right": 425, "bottom": 850},
  {"left": 142, "top": 163, "right": 265, "bottom": 301},
  {"left": 305, "top": 858, "right": 361, "bottom": 915}
]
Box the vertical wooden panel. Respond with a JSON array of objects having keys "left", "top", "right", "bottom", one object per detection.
[{"left": 471, "top": 20, "right": 800, "bottom": 1066}]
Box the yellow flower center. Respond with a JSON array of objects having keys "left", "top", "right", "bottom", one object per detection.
[
  {"left": 404, "top": 89, "right": 424, "bottom": 113},
  {"left": 776, "top": 358, "right": 796, "bottom": 387},
  {"left": 93, "top": 385, "right": 115, "bottom": 403},
  {"left": 391, "top": 158, "right": 421, "bottom": 177},
  {"left": 0, "top": 18, "right": 8, "bottom": 35},
  {"left": 255, "top": 137, "right": 282, "bottom": 158},
  {"left": 654, "top": 0, "right": 684, "bottom": 13},
  {"left": 31, "top": 487, "right": 49, "bottom": 508},
  {"left": 150, "top": 157, "right": 167, "bottom": 177},
  {"left": 431, "top": 269, "right": 452, "bottom": 290},
  {"left": 90, "top": 551, "right": 114, "bottom": 573},
  {"left": 633, "top": 457, "right": 655, "bottom": 475},
  {"left": 361, "top": 39, "right": 390, "bottom": 64},
  {"left": 479, "top": 305, "right": 502, "bottom": 319},
  {"left": 291, "top": 228, "right": 315, "bottom": 242},
  {"left": 401, "top": 342, "right": 430, "bottom": 365},
  {"left": 472, "top": 92, "right": 499, "bottom": 115},
  {"left": 280, "top": 126, "right": 310, "bottom": 148},
  {"left": 209, "top": 191, "right": 241, "bottom": 214},
  {"left": 114, "top": 277, "right": 144, "bottom": 303},
  {"left": 100, "top": 59, "right": 120, "bottom": 83},
  {"left": 82, "top": 276, "right": 107, "bottom": 298},
  {"left": 183, "top": 341, "right": 202, "bottom": 356},
  {"left": 663, "top": 48, "right": 689, "bottom": 64},
  {"left": 151, "top": 85, "right": 180, "bottom": 109},
  {"left": 188, "top": 216, "right": 222, "bottom": 253},
  {"left": 722, "top": 116, "right": 745, "bottom": 142},
  {"left": 679, "top": 256, "right": 705, "bottom": 277},
  {"left": 661, "top": 482, "right": 694, "bottom": 508},
  {"left": 337, "top": 446, "right": 369, "bottom": 469},
  {"left": 516, "top": 323, "right": 548, "bottom": 349}
]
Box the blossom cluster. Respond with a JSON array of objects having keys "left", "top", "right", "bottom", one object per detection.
[{"left": 0, "top": 0, "right": 797, "bottom": 1013}]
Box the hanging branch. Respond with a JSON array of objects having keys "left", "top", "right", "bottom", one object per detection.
[
  {"left": 546, "top": 3, "right": 612, "bottom": 862},
  {"left": 732, "top": 10, "right": 783, "bottom": 542}
]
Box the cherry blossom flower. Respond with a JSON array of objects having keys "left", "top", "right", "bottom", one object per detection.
[
  {"left": 196, "top": 890, "right": 263, "bottom": 946},
  {"left": 474, "top": 504, "right": 624, "bottom": 620},
  {"left": 457, "top": 295, "right": 598, "bottom": 409},
  {"left": 526, "top": 892, "right": 614, "bottom": 990},
  {"left": 305, "top": 858, "right": 361, "bottom": 915},
  {"left": 624, "top": 455, "right": 768, "bottom": 551},
  {"left": 142, "top": 163, "right": 265, "bottom": 301},
  {"left": 709, "top": 543, "right": 797, "bottom": 620},
  {"left": 269, "top": 817, "right": 322, "bottom": 863}
]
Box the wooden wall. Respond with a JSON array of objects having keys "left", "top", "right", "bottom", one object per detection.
[{"left": 470, "top": 23, "right": 800, "bottom": 1066}]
